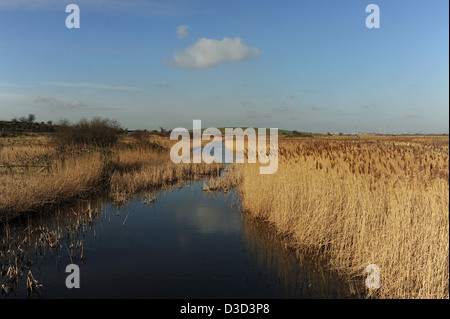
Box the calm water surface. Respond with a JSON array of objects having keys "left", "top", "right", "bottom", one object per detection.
[{"left": 0, "top": 179, "right": 360, "bottom": 299}]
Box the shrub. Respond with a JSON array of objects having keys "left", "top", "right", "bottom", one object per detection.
[
  {"left": 55, "top": 117, "right": 123, "bottom": 147},
  {"left": 131, "top": 129, "right": 149, "bottom": 141}
]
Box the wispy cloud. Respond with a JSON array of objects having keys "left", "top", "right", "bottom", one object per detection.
[
  {"left": 164, "top": 37, "right": 260, "bottom": 70},
  {"left": 34, "top": 96, "right": 87, "bottom": 110},
  {"left": 176, "top": 25, "right": 190, "bottom": 39},
  {"left": 43, "top": 82, "right": 141, "bottom": 91}
]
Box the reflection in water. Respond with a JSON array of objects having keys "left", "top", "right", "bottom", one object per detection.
[
  {"left": 0, "top": 197, "right": 106, "bottom": 298},
  {"left": 0, "top": 181, "right": 361, "bottom": 299},
  {"left": 241, "top": 215, "right": 362, "bottom": 298}
]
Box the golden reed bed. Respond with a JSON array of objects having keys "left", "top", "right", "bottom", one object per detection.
[{"left": 219, "top": 136, "right": 448, "bottom": 298}]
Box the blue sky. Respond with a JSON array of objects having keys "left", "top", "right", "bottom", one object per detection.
[{"left": 0, "top": 0, "right": 448, "bottom": 133}]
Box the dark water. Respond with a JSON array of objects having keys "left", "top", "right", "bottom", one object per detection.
[{"left": 0, "top": 180, "right": 361, "bottom": 299}]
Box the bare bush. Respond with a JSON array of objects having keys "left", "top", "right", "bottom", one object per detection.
[
  {"left": 55, "top": 117, "right": 123, "bottom": 147},
  {"left": 131, "top": 130, "right": 149, "bottom": 141}
]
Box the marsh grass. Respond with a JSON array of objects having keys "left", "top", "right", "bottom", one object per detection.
[
  {"left": 227, "top": 137, "right": 449, "bottom": 299},
  {"left": 0, "top": 152, "right": 104, "bottom": 220}
]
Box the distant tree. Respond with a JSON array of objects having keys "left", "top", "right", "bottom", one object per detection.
[{"left": 27, "top": 114, "right": 36, "bottom": 123}]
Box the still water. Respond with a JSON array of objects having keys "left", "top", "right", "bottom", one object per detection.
[{"left": 0, "top": 180, "right": 360, "bottom": 299}]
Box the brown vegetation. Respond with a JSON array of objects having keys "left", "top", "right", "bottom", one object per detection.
[
  {"left": 1, "top": 130, "right": 448, "bottom": 299},
  {"left": 0, "top": 132, "right": 223, "bottom": 220},
  {"left": 206, "top": 135, "right": 449, "bottom": 298}
]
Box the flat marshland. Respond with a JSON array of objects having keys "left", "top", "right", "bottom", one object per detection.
[
  {"left": 1, "top": 131, "right": 448, "bottom": 299},
  {"left": 216, "top": 134, "right": 448, "bottom": 298}
]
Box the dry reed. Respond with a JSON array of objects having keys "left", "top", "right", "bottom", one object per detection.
[{"left": 231, "top": 137, "right": 449, "bottom": 299}]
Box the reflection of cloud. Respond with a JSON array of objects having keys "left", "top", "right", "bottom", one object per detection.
[
  {"left": 175, "top": 204, "right": 241, "bottom": 235},
  {"left": 164, "top": 37, "right": 260, "bottom": 70}
]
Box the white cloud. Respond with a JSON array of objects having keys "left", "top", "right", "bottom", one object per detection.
[
  {"left": 43, "top": 82, "right": 141, "bottom": 91},
  {"left": 176, "top": 25, "right": 190, "bottom": 39},
  {"left": 164, "top": 37, "right": 261, "bottom": 70}
]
